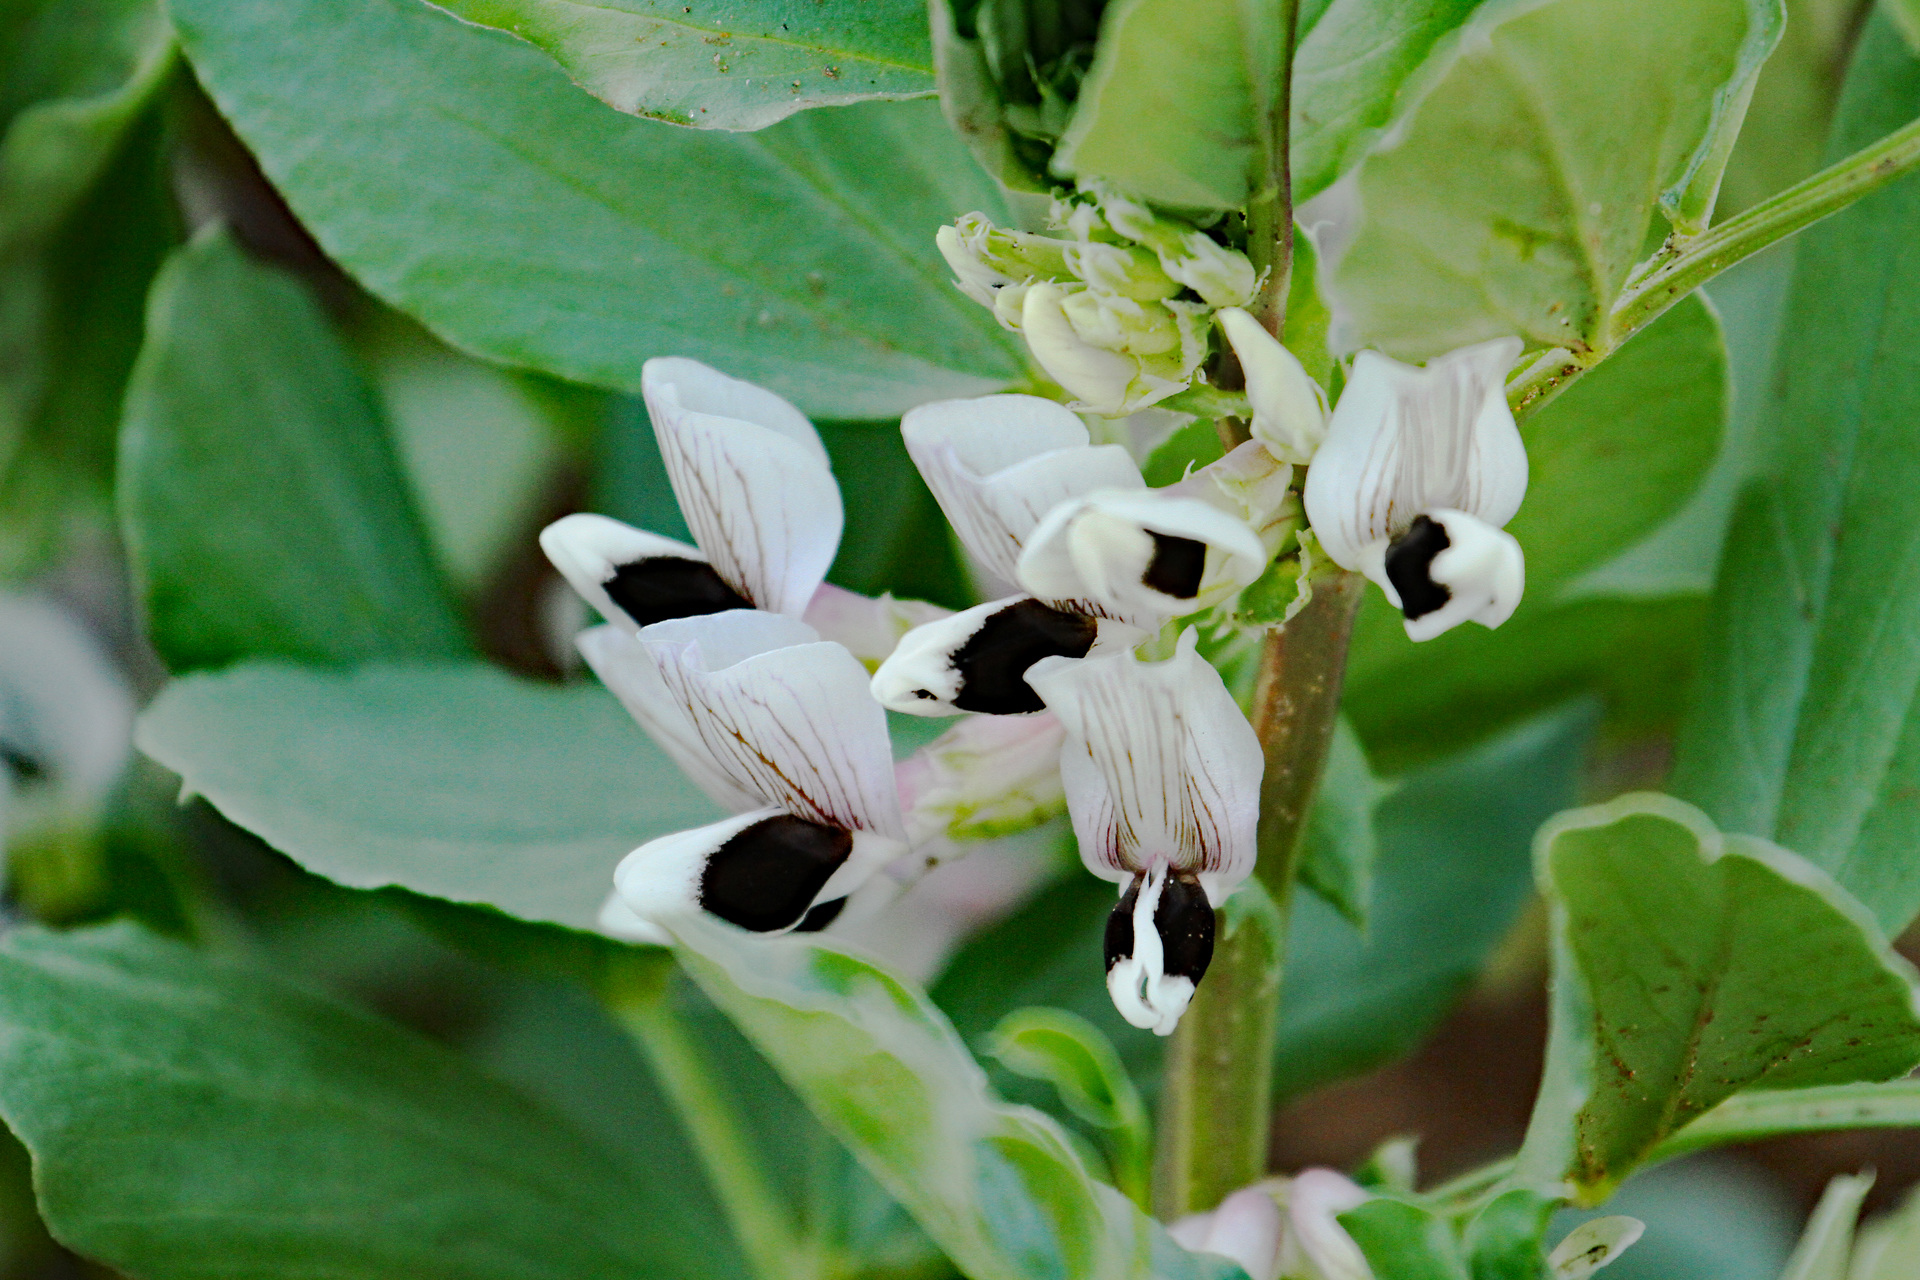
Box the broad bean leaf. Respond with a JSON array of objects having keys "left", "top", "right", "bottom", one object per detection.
[
  {"left": 119, "top": 232, "right": 469, "bottom": 671},
  {"left": 1345, "top": 295, "right": 1725, "bottom": 769},
  {"left": 0, "top": 922, "right": 725, "bottom": 1280},
  {"left": 429, "top": 0, "right": 934, "bottom": 130},
  {"left": 1649, "top": 1079, "right": 1920, "bottom": 1161},
  {"left": 1306, "top": 0, "right": 1781, "bottom": 361},
  {"left": 934, "top": 704, "right": 1589, "bottom": 1105},
  {"left": 1289, "top": 0, "right": 1485, "bottom": 203},
  {"left": 1526, "top": 794, "right": 1920, "bottom": 1203},
  {"left": 1673, "top": 17, "right": 1920, "bottom": 938},
  {"left": 667, "top": 916, "right": 1243, "bottom": 1280},
  {"left": 1778, "top": 1173, "right": 1874, "bottom": 1280},
  {"left": 169, "top": 0, "right": 1020, "bottom": 419},
  {"left": 1050, "top": 0, "right": 1285, "bottom": 210},
  {"left": 1338, "top": 1200, "right": 1470, "bottom": 1280},
  {"left": 135, "top": 661, "right": 723, "bottom": 930}
]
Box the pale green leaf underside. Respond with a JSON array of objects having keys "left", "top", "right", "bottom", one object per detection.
[
  {"left": 119, "top": 232, "right": 470, "bottom": 672},
  {"left": 430, "top": 0, "right": 934, "bottom": 130},
  {"left": 0, "top": 923, "right": 725, "bottom": 1280},
  {"left": 135, "top": 661, "right": 723, "bottom": 931},
  {"left": 1536, "top": 794, "right": 1920, "bottom": 1200},
  {"left": 169, "top": 0, "right": 1019, "bottom": 418},
  {"left": 1309, "top": 0, "right": 1781, "bottom": 361},
  {"left": 671, "top": 918, "right": 1244, "bottom": 1280},
  {"left": 1673, "top": 17, "right": 1920, "bottom": 938}
]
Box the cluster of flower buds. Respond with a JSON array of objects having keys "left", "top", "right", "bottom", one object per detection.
[
  {"left": 937, "top": 184, "right": 1257, "bottom": 414},
  {"left": 543, "top": 279, "right": 1536, "bottom": 1032}
]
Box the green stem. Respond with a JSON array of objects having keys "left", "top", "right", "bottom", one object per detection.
[
  {"left": 1512, "top": 112, "right": 1920, "bottom": 422},
  {"left": 606, "top": 962, "right": 817, "bottom": 1280}
]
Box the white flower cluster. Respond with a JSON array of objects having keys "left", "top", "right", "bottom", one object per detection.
[
  {"left": 542, "top": 299, "right": 1534, "bottom": 1033},
  {"left": 937, "top": 186, "right": 1257, "bottom": 414}
]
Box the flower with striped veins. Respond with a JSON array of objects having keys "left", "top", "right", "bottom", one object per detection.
[
  {"left": 872, "top": 394, "right": 1268, "bottom": 717},
  {"left": 1026, "top": 630, "right": 1262, "bottom": 1035},
  {"left": 541, "top": 356, "right": 843, "bottom": 632},
  {"left": 603, "top": 610, "right": 907, "bottom": 943},
  {"left": 1302, "top": 338, "right": 1529, "bottom": 642}
]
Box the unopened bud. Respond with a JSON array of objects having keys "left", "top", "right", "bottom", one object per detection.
[
  {"left": 1023, "top": 283, "right": 1159, "bottom": 413},
  {"left": 936, "top": 222, "right": 1009, "bottom": 308},
  {"left": 1219, "top": 307, "right": 1328, "bottom": 463},
  {"left": 1060, "top": 290, "right": 1182, "bottom": 357},
  {"left": 1088, "top": 184, "right": 1256, "bottom": 308},
  {"left": 1063, "top": 240, "right": 1181, "bottom": 301}
]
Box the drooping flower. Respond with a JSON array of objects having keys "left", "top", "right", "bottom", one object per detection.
[
  {"left": 1026, "top": 630, "right": 1261, "bottom": 1034},
  {"left": 606, "top": 611, "right": 906, "bottom": 942},
  {"left": 871, "top": 394, "right": 1267, "bottom": 716},
  {"left": 540, "top": 357, "right": 842, "bottom": 631},
  {"left": 1302, "top": 338, "right": 1528, "bottom": 641},
  {"left": 1216, "top": 307, "right": 1329, "bottom": 464}
]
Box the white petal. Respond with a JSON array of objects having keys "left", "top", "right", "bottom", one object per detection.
[
  {"left": 1026, "top": 629, "right": 1260, "bottom": 886},
  {"left": 1303, "top": 336, "right": 1526, "bottom": 572},
  {"left": 1283, "top": 1170, "right": 1373, "bottom": 1280},
  {"left": 1217, "top": 308, "right": 1328, "bottom": 465},
  {"left": 540, "top": 514, "right": 716, "bottom": 633},
  {"left": 1360, "top": 508, "right": 1526, "bottom": 642},
  {"left": 1171, "top": 1184, "right": 1286, "bottom": 1280},
  {"left": 596, "top": 890, "right": 672, "bottom": 945},
  {"left": 577, "top": 622, "right": 776, "bottom": 812},
  {"left": 801, "top": 582, "right": 953, "bottom": 668},
  {"left": 1021, "top": 282, "right": 1140, "bottom": 414},
  {"left": 902, "top": 394, "right": 1143, "bottom": 581},
  {"left": 645, "top": 617, "right": 906, "bottom": 839},
  {"left": 870, "top": 596, "right": 1099, "bottom": 717},
  {"left": 0, "top": 595, "right": 133, "bottom": 805},
  {"left": 641, "top": 357, "right": 843, "bottom": 616},
  {"left": 1104, "top": 868, "right": 1200, "bottom": 1035},
  {"left": 1548, "top": 1216, "right": 1645, "bottom": 1280},
  {"left": 1018, "top": 490, "right": 1270, "bottom": 628}
]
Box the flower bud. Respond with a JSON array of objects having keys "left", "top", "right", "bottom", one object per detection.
[
  {"left": 936, "top": 222, "right": 1010, "bottom": 308},
  {"left": 1218, "top": 307, "right": 1328, "bottom": 464},
  {"left": 1022, "top": 283, "right": 1159, "bottom": 413},
  {"left": 1062, "top": 239, "right": 1181, "bottom": 301},
  {"left": 1092, "top": 185, "right": 1256, "bottom": 307},
  {"left": 1170, "top": 1183, "right": 1287, "bottom": 1280},
  {"left": 1060, "top": 290, "right": 1182, "bottom": 357}
]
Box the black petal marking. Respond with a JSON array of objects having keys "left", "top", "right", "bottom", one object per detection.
[
  {"left": 793, "top": 897, "right": 847, "bottom": 933},
  {"left": 699, "top": 814, "right": 852, "bottom": 933},
  {"left": 1154, "top": 875, "right": 1216, "bottom": 983},
  {"left": 1105, "top": 879, "right": 1141, "bottom": 973},
  {"left": 605, "top": 556, "right": 752, "bottom": 628},
  {"left": 950, "top": 598, "right": 1098, "bottom": 714},
  {"left": 1384, "top": 515, "right": 1452, "bottom": 621},
  {"left": 1142, "top": 533, "right": 1207, "bottom": 599}
]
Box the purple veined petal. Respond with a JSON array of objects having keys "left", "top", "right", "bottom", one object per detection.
[
  {"left": 644, "top": 614, "right": 906, "bottom": 840},
  {"left": 641, "top": 357, "right": 843, "bottom": 617},
  {"left": 902, "top": 393, "right": 1143, "bottom": 582}
]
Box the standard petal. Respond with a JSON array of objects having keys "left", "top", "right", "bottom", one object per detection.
[
  {"left": 871, "top": 595, "right": 1098, "bottom": 717},
  {"left": 1018, "top": 489, "right": 1270, "bottom": 628},
  {"left": 540, "top": 513, "right": 750, "bottom": 633},
  {"left": 645, "top": 617, "right": 906, "bottom": 840},
  {"left": 641, "top": 357, "right": 844, "bottom": 616},
  {"left": 902, "top": 394, "right": 1143, "bottom": 581},
  {"left": 1303, "top": 336, "right": 1526, "bottom": 572},
  {"left": 1026, "top": 629, "right": 1261, "bottom": 889},
  {"left": 576, "top": 621, "right": 773, "bottom": 813}
]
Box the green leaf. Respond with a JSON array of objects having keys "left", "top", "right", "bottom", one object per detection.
[
  {"left": 428, "top": 0, "right": 934, "bottom": 130},
  {"left": 1050, "top": 0, "right": 1284, "bottom": 210},
  {"left": 1672, "top": 16, "right": 1920, "bottom": 938},
  {"left": 1344, "top": 292, "right": 1726, "bottom": 770},
  {"left": 169, "top": 0, "right": 1021, "bottom": 419},
  {"left": 1298, "top": 716, "right": 1384, "bottom": 928},
  {"left": 0, "top": 922, "right": 728, "bottom": 1280},
  {"left": 1648, "top": 1079, "right": 1920, "bottom": 1161},
  {"left": 1531, "top": 793, "right": 1920, "bottom": 1202},
  {"left": 666, "top": 917, "right": 1244, "bottom": 1280},
  {"left": 1289, "top": 0, "right": 1485, "bottom": 203},
  {"left": 134, "top": 660, "right": 724, "bottom": 930},
  {"left": 933, "top": 703, "right": 1590, "bottom": 1106},
  {"left": 1141, "top": 417, "right": 1225, "bottom": 489},
  {"left": 1852, "top": 1181, "right": 1920, "bottom": 1280},
  {"left": 118, "top": 232, "right": 469, "bottom": 671},
  {"left": 815, "top": 421, "right": 976, "bottom": 610},
  {"left": 1891, "top": 0, "right": 1920, "bottom": 56},
  {"left": 1465, "top": 1190, "right": 1554, "bottom": 1280},
  {"left": 1307, "top": 0, "right": 1782, "bottom": 361},
  {"left": 1339, "top": 1199, "right": 1471, "bottom": 1280},
  {"left": 986, "top": 1007, "right": 1150, "bottom": 1206}
]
